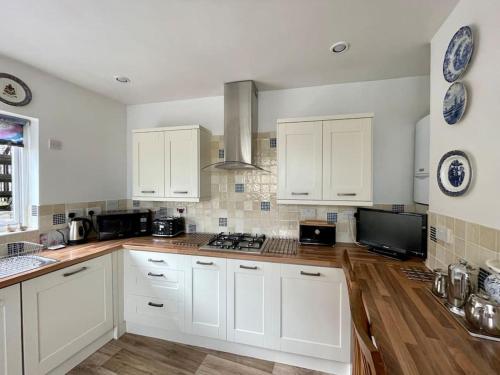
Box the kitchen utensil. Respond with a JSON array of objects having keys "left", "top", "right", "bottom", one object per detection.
[
  {"left": 68, "top": 217, "right": 92, "bottom": 245},
  {"left": 484, "top": 259, "right": 500, "bottom": 304},
  {"left": 464, "top": 293, "right": 500, "bottom": 336},
  {"left": 447, "top": 259, "right": 474, "bottom": 315},
  {"left": 432, "top": 268, "right": 448, "bottom": 298}
]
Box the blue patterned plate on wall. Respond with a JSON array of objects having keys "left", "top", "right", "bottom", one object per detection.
[
  {"left": 437, "top": 150, "right": 472, "bottom": 196},
  {"left": 443, "top": 82, "right": 467, "bottom": 125},
  {"left": 443, "top": 26, "right": 474, "bottom": 82}
]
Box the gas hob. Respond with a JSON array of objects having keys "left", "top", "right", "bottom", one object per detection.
[{"left": 200, "top": 233, "right": 266, "bottom": 253}]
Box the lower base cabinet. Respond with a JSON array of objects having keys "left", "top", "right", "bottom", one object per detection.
[
  {"left": 22, "top": 255, "right": 113, "bottom": 375},
  {"left": 0, "top": 284, "right": 22, "bottom": 375},
  {"left": 278, "top": 264, "right": 351, "bottom": 362}
]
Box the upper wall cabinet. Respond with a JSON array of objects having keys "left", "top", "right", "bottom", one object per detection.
[
  {"left": 277, "top": 114, "right": 373, "bottom": 206},
  {"left": 132, "top": 125, "right": 211, "bottom": 202}
]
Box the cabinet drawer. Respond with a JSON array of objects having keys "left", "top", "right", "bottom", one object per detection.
[
  {"left": 126, "top": 250, "right": 184, "bottom": 270},
  {"left": 125, "top": 265, "right": 183, "bottom": 300},
  {"left": 125, "top": 294, "right": 183, "bottom": 331}
]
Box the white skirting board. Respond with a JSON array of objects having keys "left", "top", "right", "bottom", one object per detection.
[{"left": 126, "top": 322, "right": 351, "bottom": 375}]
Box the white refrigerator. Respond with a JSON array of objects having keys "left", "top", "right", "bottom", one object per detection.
[{"left": 414, "top": 115, "right": 430, "bottom": 204}]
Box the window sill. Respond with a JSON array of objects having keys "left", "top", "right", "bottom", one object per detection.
[{"left": 0, "top": 228, "right": 39, "bottom": 238}]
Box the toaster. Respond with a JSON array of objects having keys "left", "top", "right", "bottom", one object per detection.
[
  {"left": 152, "top": 216, "right": 185, "bottom": 237},
  {"left": 299, "top": 220, "right": 336, "bottom": 246}
]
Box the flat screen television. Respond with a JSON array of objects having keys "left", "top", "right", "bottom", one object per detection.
[{"left": 356, "top": 208, "right": 427, "bottom": 260}]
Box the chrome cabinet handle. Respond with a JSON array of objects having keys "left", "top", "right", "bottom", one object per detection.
[
  {"left": 173, "top": 191, "right": 189, "bottom": 194},
  {"left": 141, "top": 190, "right": 155, "bottom": 194},
  {"left": 337, "top": 193, "right": 357, "bottom": 196},
  {"left": 148, "top": 302, "right": 164, "bottom": 308},
  {"left": 418, "top": 168, "right": 425, "bottom": 172},
  {"left": 291, "top": 192, "right": 309, "bottom": 196},
  {"left": 148, "top": 272, "right": 164, "bottom": 277},
  {"left": 240, "top": 265, "right": 258, "bottom": 270},
  {"left": 63, "top": 266, "right": 88, "bottom": 277},
  {"left": 148, "top": 258, "right": 165, "bottom": 263},
  {"left": 196, "top": 261, "right": 214, "bottom": 266},
  {"left": 300, "top": 271, "right": 321, "bottom": 277}
]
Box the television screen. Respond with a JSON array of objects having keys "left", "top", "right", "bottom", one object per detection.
[{"left": 356, "top": 208, "right": 427, "bottom": 259}]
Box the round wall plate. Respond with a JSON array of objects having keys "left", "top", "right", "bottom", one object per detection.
[
  {"left": 443, "top": 26, "right": 474, "bottom": 83},
  {"left": 443, "top": 82, "right": 467, "bottom": 125},
  {"left": 0, "top": 73, "right": 32, "bottom": 106},
  {"left": 437, "top": 150, "right": 472, "bottom": 196}
]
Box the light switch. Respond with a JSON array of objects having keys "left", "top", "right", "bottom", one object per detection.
[{"left": 48, "top": 138, "right": 63, "bottom": 150}]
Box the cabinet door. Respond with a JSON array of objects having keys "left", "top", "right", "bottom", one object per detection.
[
  {"left": 165, "top": 129, "right": 199, "bottom": 199},
  {"left": 278, "top": 264, "right": 350, "bottom": 362},
  {"left": 414, "top": 115, "right": 430, "bottom": 176},
  {"left": 227, "top": 260, "right": 280, "bottom": 349},
  {"left": 278, "top": 121, "right": 323, "bottom": 200},
  {"left": 133, "top": 131, "right": 165, "bottom": 198},
  {"left": 185, "top": 256, "right": 226, "bottom": 340},
  {"left": 0, "top": 284, "right": 22, "bottom": 375},
  {"left": 323, "top": 118, "right": 372, "bottom": 202},
  {"left": 23, "top": 255, "right": 113, "bottom": 375}
]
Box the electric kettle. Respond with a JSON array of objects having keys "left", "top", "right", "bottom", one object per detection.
[{"left": 68, "top": 217, "right": 92, "bottom": 244}]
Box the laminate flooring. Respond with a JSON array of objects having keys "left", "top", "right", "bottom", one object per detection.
[{"left": 68, "top": 334, "right": 333, "bottom": 375}]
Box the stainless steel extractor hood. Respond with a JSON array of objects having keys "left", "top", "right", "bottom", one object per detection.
[{"left": 203, "top": 80, "right": 266, "bottom": 171}]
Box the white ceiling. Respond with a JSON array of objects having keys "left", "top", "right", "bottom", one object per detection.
[{"left": 0, "top": 0, "right": 457, "bottom": 104}]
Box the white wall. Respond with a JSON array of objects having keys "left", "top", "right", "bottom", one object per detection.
[
  {"left": 429, "top": 0, "right": 500, "bottom": 229},
  {"left": 127, "top": 76, "right": 430, "bottom": 203},
  {"left": 0, "top": 55, "right": 127, "bottom": 205}
]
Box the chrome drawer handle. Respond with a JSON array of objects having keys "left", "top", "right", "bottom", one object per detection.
[
  {"left": 148, "top": 258, "right": 165, "bottom": 263},
  {"left": 173, "top": 191, "right": 189, "bottom": 194},
  {"left": 418, "top": 168, "right": 425, "bottom": 172},
  {"left": 196, "top": 261, "right": 214, "bottom": 266},
  {"left": 337, "top": 193, "right": 357, "bottom": 196},
  {"left": 148, "top": 272, "right": 164, "bottom": 277},
  {"left": 240, "top": 265, "right": 258, "bottom": 270},
  {"left": 300, "top": 271, "right": 321, "bottom": 277},
  {"left": 291, "top": 192, "right": 309, "bottom": 195},
  {"left": 148, "top": 302, "right": 164, "bottom": 308},
  {"left": 63, "top": 266, "right": 88, "bottom": 277},
  {"left": 141, "top": 190, "right": 155, "bottom": 194}
]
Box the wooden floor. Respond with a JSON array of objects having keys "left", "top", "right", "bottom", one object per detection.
[{"left": 69, "top": 333, "right": 332, "bottom": 375}]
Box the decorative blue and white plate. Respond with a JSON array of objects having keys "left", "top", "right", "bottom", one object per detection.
[
  {"left": 437, "top": 150, "right": 472, "bottom": 196},
  {"left": 443, "top": 82, "right": 467, "bottom": 125},
  {"left": 443, "top": 26, "right": 474, "bottom": 82}
]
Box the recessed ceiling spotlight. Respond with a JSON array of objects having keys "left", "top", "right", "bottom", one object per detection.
[
  {"left": 330, "top": 41, "right": 350, "bottom": 54},
  {"left": 114, "top": 76, "right": 131, "bottom": 83}
]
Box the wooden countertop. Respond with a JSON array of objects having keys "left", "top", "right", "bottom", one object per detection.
[{"left": 1, "top": 234, "right": 499, "bottom": 374}]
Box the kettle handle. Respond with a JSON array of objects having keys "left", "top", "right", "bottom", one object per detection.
[{"left": 81, "top": 218, "right": 93, "bottom": 239}]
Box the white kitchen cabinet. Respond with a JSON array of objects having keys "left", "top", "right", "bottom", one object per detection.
[
  {"left": 132, "top": 130, "right": 165, "bottom": 198},
  {"left": 0, "top": 284, "right": 22, "bottom": 375},
  {"left": 185, "top": 256, "right": 226, "bottom": 340},
  {"left": 277, "top": 114, "right": 373, "bottom": 206},
  {"left": 278, "top": 121, "right": 323, "bottom": 201},
  {"left": 124, "top": 250, "right": 186, "bottom": 332},
  {"left": 132, "top": 125, "right": 210, "bottom": 202},
  {"left": 277, "top": 264, "right": 350, "bottom": 362},
  {"left": 227, "top": 259, "right": 280, "bottom": 349},
  {"left": 323, "top": 117, "right": 372, "bottom": 202},
  {"left": 23, "top": 255, "right": 113, "bottom": 375}
]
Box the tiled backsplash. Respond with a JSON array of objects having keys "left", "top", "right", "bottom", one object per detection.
[{"left": 426, "top": 211, "right": 500, "bottom": 271}]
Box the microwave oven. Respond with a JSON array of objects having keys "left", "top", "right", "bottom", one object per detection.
[{"left": 95, "top": 209, "right": 152, "bottom": 241}]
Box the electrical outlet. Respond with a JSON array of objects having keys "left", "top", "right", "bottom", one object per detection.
[
  {"left": 176, "top": 207, "right": 187, "bottom": 215},
  {"left": 66, "top": 208, "right": 84, "bottom": 219},
  {"left": 435, "top": 226, "right": 453, "bottom": 244},
  {"left": 86, "top": 207, "right": 102, "bottom": 216}
]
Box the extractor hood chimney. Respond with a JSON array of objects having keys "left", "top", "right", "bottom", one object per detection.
[{"left": 203, "top": 80, "right": 266, "bottom": 171}]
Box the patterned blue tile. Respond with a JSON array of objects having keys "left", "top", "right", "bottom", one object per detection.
[
  {"left": 132, "top": 200, "right": 140, "bottom": 208},
  {"left": 235, "top": 183, "right": 245, "bottom": 193},
  {"left": 218, "top": 149, "right": 225, "bottom": 159},
  {"left": 219, "top": 217, "right": 227, "bottom": 227},
  {"left": 327, "top": 212, "right": 337, "bottom": 224},
  {"left": 52, "top": 213, "right": 66, "bottom": 225},
  {"left": 260, "top": 201, "right": 271, "bottom": 211},
  {"left": 269, "top": 138, "right": 277, "bottom": 148},
  {"left": 188, "top": 224, "right": 197, "bottom": 233},
  {"left": 392, "top": 204, "right": 405, "bottom": 213},
  {"left": 31, "top": 205, "right": 38, "bottom": 216}
]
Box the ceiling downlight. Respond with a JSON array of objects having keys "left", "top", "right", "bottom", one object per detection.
[{"left": 330, "top": 41, "right": 350, "bottom": 54}]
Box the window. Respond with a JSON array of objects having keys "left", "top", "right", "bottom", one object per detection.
[{"left": 0, "top": 113, "right": 30, "bottom": 229}]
